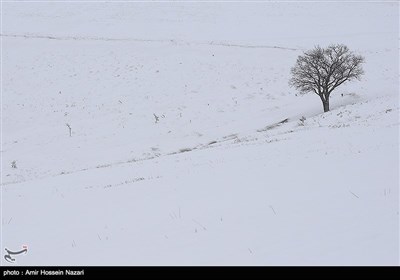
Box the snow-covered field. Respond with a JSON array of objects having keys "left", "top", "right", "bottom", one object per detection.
[{"left": 1, "top": 1, "right": 398, "bottom": 265}]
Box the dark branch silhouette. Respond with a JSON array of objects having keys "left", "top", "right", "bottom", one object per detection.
[{"left": 289, "top": 44, "right": 365, "bottom": 112}]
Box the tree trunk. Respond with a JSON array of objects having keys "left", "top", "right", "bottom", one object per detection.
[{"left": 323, "top": 99, "right": 330, "bottom": 112}]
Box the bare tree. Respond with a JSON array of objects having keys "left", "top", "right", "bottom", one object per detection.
[
  {"left": 289, "top": 44, "right": 364, "bottom": 112},
  {"left": 66, "top": 123, "right": 72, "bottom": 137},
  {"left": 153, "top": 113, "right": 159, "bottom": 124}
]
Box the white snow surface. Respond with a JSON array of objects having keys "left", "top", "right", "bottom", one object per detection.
[{"left": 1, "top": 1, "right": 399, "bottom": 265}]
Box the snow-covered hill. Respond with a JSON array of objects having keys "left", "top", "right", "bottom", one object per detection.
[{"left": 1, "top": 1, "right": 398, "bottom": 265}]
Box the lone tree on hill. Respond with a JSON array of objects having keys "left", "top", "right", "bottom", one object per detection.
[{"left": 289, "top": 44, "right": 365, "bottom": 112}]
